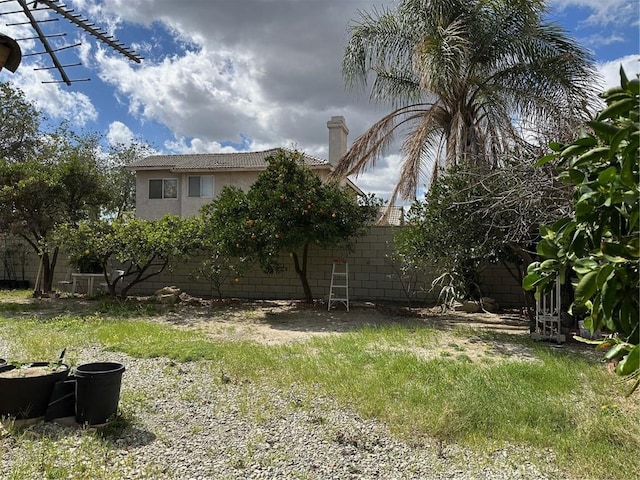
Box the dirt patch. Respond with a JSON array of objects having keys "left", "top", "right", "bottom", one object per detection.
[
  {"left": 143, "top": 298, "right": 548, "bottom": 363},
  {"left": 4, "top": 294, "right": 595, "bottom": 363},
  {"left": 152, "top": 299, "right": 528, "bottom": 343}
]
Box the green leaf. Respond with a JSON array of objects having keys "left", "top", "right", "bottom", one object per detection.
[
  {"left": 535, "top": 154, "right": 557, "bottom": 167},
  {"left": 587, "top": 120, "right": 622, "bottom": 138},
  {"left": 616, "top": 344, "right": 640, "bottom": 376},
  {"left": 604, "top": 342, "right": 631, "bottom": 361},
  {"left": 596, "top": 98, "right": 636, "bottom": 121},
  {"left": 573, "top": 257, "right": 598, "bottom": 275},
  {"left": 600, "top": 279, "right": 618, "bottom": 320},
  {"left": 619, "top": 65, "right": 629, "bottom": 89},
  {"left": 620, "top": 154, "right": 637, "bottom": 188},
  {"left": 548, "top": 142, "right": 564, "bottom": 152},
  {"left": 574, "top": 271, "right": 598, "bottom": 305},
  {"left": 609, "top": 128, "right": 629, "bottom": 157},
  {"left": 539, "top": 259, "right": 558, "bottom": 270},
  {"left": 568, "top": 169, "right": 586, "bottom": 185},
  {"left": 602, "top": 242, "right": 631, "bottom": 262},
  {"left": 572, "top": 147, "right": 610, "bottom": 168},
  {"left": 522, "top": 272, "right": 541, "bottom": 291},
  {"left": 573, "top": 336, "right": 604, "bottom": 345},
  {"left": 537, "top": 240, "right": 559, "bottom": 258},
  {"left": 595, "top": 264, "right": 614, "bottom": 288},
  {"left": 559, "top": 143, "right": 589, "bottom": 158},
  {"left": 626, "top": 236, "right": 639, "bottom": 258},
  {"left": 597, "top": 166, "right": 618, "bottom": 185},
  {"left": 573, "top": 136, "right": 598, "bottom": 147}
]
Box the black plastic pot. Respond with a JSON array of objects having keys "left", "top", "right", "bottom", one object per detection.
[
  {"left": 75, "top": 362, "right": 125, "bottom": 425},
  {"left": 0, "top": 362, "right": 70, "bottom": 419},
  {"left": 45, "top": 378, "right": 77, "bottom": 421}
]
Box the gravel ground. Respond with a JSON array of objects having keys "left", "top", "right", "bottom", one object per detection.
[{"left": 0, "top": 336, "right": 566, "bottom": 480}]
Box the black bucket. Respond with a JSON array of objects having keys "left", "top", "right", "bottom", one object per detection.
[
  {"left": 74, "top": 362, "right": 125, "bottom": 425},
  {"left": 0, "top": 362, "right": 70, "bottom": 419},
  {"left": 45, "top": 378, "right": 76, "bottom": 421}
]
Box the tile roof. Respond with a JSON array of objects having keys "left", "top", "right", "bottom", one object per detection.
[{"left": 129, "top": 148, "right": 329, "bottom": 171}]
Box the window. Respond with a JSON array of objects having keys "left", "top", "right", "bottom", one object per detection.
[
  {"left": 149, "top": 178, "right": 178, "bottom": 199},
  {"left": 188, "top": 175, "right": 214, "bottom": 197}
]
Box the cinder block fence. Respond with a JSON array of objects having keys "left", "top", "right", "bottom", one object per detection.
[{"left": 5, "top": 226, "right": 525, "bottom": 307}]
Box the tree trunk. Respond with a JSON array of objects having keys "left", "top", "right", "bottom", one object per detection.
[
  {"left": 291, "top": 243, "right": 313, "bottom": 303},
  {"left": 507, "top": 242, "right": 537, "bottom": 331},
  {"left": 36, "top": 248, "right": 58, "bottom": 293}
]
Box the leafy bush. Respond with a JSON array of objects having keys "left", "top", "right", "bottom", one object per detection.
[{"left": 524, "top": 68, "right": 639, "bottom": 394}]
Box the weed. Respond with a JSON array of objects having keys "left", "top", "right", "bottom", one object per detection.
[{"left": 0, "top": 295, "right": 638, "bottom": 480}]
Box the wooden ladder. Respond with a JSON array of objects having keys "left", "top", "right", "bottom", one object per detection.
[{"left": 328, "top": 259, "right": 349, "bottom": 311}]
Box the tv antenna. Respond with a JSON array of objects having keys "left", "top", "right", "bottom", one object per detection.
[{"left": 0, "top": 0, "right": 143, "bottom": 85}]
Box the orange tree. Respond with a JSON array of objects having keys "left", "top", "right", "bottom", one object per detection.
[
  {"left": 524, "top": 68, "right": 639, "bottom": 394},
  {"left": 201, "top": 149, "right": 380, "bottom": 303},
  {"left": 56, "top": 214, "right": 202, "bottom": 298}
]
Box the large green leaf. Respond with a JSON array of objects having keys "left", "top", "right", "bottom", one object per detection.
[
  {"left": 595, "top": 264, "right": 614, "bottom": 288},
  {"left": 620, "top": 154, "right": 638, "bottom": 188},
  {"left": 597, "top": 166, "right": 618, "bottom": 185},
  {"left": 522, "top": 272, "right": 541, "bottom": 291},
  {"left": 604, "top": 342, "right": 631, "bottom": 361},
  {"left": 572, "top": 147, "right": 610, "bottom": 168},
  {"left": 573, "top": 257, "right": 598, "bottom": 275},
  {"left": 587, "top": 120, "right": 621, "bottom": 138},
  {"left": 596, "top": 98, "right": 636, "bottom": 121},
  {"left": 537, "top": 240, "right": 559, "bottom": 258},
  {"left": 616, "top": 344, "right": 640, "bottom": 376},
  {"left": 574, "top": 271, "right": 598, "bottom": 305}
]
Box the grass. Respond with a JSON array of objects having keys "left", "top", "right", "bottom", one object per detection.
[{"left": 1, "top": 291, "right": 638, "bottom": 479}]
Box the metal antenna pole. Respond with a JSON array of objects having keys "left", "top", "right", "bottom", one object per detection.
[
  {"left": 36, "top": 0, "right": 142, "bottom": 63},
  {"left": 3, "top": 0, "right": 143, "bottom": 84},
  {"left": 16, "top": 0, "right": 71, "bottom": 84}
]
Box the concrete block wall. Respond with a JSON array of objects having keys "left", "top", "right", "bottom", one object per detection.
[
  {"left": 7, "top": 226, "right": 525, "bottom": 307},
  {"left": 124, "top": 226, "right": 438, "bottom": 304}
]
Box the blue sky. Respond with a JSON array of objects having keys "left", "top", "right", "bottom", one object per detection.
[{"left": 0, "top": 0, "right": 638, "bottom": 200}]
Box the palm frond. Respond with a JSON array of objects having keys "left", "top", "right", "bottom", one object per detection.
[
  {"left": 329, "top": 103, "right": 434, "bottom": 180},
  {"left": 340, "top": 0, "right": 598, "bottom": 201}
]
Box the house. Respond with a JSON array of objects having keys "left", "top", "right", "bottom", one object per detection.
[{"left": 128, "top": 116, "right": 363, "bottom": 220}]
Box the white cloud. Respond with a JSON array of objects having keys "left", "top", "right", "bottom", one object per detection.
[
  {"left": 348, "top": 154, "right": 405, "bottom": 203},
  {"left": 164, "top": 136, "right": 242, "bottom": 155},
  {"left": 107, "top": 121, "right": 134, "bottom": 146},
  {"left": 92, "top": 46, "right": 279, "bottom": 143},
  {"left": 11, "top": 68, "right": 98, "bottom": 127},
  {"left": 597, "top": 55, "right": 640, "bottom": 89},
  {"left": 551, "top": 0, "right": 638, "bottom": 26},
  {"left": 583, "top": 33, "right": 625, "bottom": 47}
]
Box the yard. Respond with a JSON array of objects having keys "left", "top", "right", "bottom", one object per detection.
[{"left": 0, "top": 290, "right": 638, "bottom": 479}]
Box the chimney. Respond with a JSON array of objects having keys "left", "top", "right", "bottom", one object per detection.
[{"left": 327, "top": 116, "right": 349, "bottom": 165}]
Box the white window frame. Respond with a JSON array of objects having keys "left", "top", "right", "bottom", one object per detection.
[
  {"left": 149, "top": 178, "right": 178, "bottom": 199},
  {"left": 188, "top": 175, "right": 214, "bottom": 198}
]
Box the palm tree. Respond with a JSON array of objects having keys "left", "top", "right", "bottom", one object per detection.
[{"left": 331, "top": 0, "right": 599, "bottom": 206}]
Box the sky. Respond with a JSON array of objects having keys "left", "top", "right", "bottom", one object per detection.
[{"left": 0, "top": 0, "right": 638, "bottom": 202}]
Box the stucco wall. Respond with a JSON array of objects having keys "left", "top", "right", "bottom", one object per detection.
[
  {"left": 8, "top": 226, "right": 526, "bottom": 307},
  {"left": 135, "top": 168, "right": 335, "bottom": 220}
]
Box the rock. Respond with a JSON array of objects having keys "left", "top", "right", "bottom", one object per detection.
[
  {"left": 480, "top": 298, "right": 500, "bottom": 313},
  {"left": 455, "top": 301, "right": 481, "bottom": 313},
  {"left": 155, "top": 286, "right": 181, "bottom": 296},
  {"left": 158, "top": 293, "right": 180, "bottom": 304}
]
